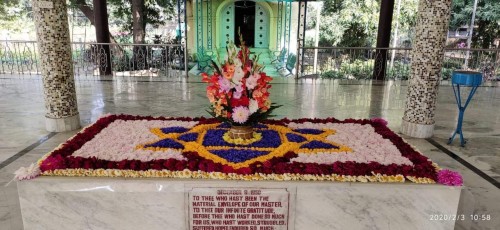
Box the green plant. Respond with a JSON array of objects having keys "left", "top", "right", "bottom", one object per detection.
[
  {"left": 319, "top": 59, "right": 374, "bottom": 80},
  {"left": 339, "top": 59, "right": 374, "bottom": 79},
  {"left": 387, "top": 62, "right": 411, "bottom": 80},
  {"left": 441, "top": 68, "right": 453, "bottom": 80},
  {"left": 442, "top": 59, "right": 463, "bottom": 69},
  {"left": 320, "top": 70, "right": 344, "bottom": 79},
  {"left": 190, "top": 53, "right": 198, "bottom": 62}
]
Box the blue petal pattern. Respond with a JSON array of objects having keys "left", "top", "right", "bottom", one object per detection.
[
  {"left": 300, "top": 140, "right": 339, "bottom": 149},
  {"left": 210, "top": 149, "right": 270, "bottom": 163},
  {"left": 286, "top": 133, "right": 307, "bottom": 143},
  {"left": 178, "top": 133, "right": 198, "bottom": 142},
  {"left": 203, "top": 129, "right": 281, "bottom": 148},
  {"left": 145, "top": 138, "right": 184, "bottom": 149},
  {"left": 216, "top": 123, "right": 268, "bottom": 129},
  {"left": 217, "top": 123, "right": 231, "bottom": 128},
  {"left": 293, "top": 128, "right": 324, "bottom": 135},
  {"left": 254, "top": 124, "right": 268, "bottom": 129},
  {"left": 161, "top": 127, "right": 189, "bottom": 134}
]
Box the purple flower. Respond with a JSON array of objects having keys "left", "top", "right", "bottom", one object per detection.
[
  {"left": 300, "top": 140, "right": 339, "bottom": 149},
  {"left": 160, "top": 126, "right": 189, "bottom": 134},
  {"left": 178, "top": 133, "right": 198, "bottom": 142},
  {"left": 233, "top": 84, "right": 244, "bottom": 99},
  {"left": 286, "top": 133, "right": 307, "bottom": 143},
  {"left": 218, "top": 77, "right": 231, "bottom": 93},
  {"left": 370, "top": 117, "right": 388, "bottom": 126},
  {"left": 437, "top": 169, "right": 463, "bottom": 186},
  {"left": 233, "top": 90, "right": 242, "bottom": 99},
  {"left": 293, "top": 129, "right": 324, "bottom": 135},
  {"left": 211, "top": 149, "right": 269, "bottom": 163},
  {"left": 145, "top": 138, "right": 184, "bottom": 149}
]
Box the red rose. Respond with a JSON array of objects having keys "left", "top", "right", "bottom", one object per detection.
[
  {"left": 222, "top": 165, "right": 235, "bottom": 174},
  {"left": 236, "top": 167, "right": 252, "bottom": 175},
  {"left": 163, "top": 159, "right": 178, "bottom": 170},
  {"left": 283, "top": 152, "right": 297, "bottom": 160},
  {"left": 198, "top": 160, "right": 209, "bottom": 172},
  {"left": 94, "top": 158, "right": 105, "bottom": 169},
  {"left": 187, "top": 160, "right": 198, "bottom": 171},
  {"left": 262, "top": 161, "right": 273, "bottom": 168},
  {"left": 206, "top": 161, "right": 218, "bottom": 172},
  {"left": 129, "top": 161, "right": 138, "bottom": 170},
  {"left": 250, "top": 162, "right": 263, "bottom": 173},
  {"left": 139, "top": 162, "right": 149, "bottom": 170},
  {"left": 175, "top": 161, "right": 187, "bottom": 171},
  {"left": 230, "top": 95, "right": 250, "bottom": 107},
  {"left": 151, "top": 163, "right": 162, "bottom": 170},
  {"left": 40, "top": 155, "right": 65, "bottom": 172},
  {"left": 82, "top": 160, "right": 93, "bottom": 169},
  {"left": 273, "top": 162, "right": 288, "bottom": 174},
  {"left": 68, "top": 157, "right": 83, "bottom": 169},
  {"left": 304, "top": 164, "right": 320, "bottom": 174},
  {"left": 117, "top": 160, "right": 128, "bottom": 169}
]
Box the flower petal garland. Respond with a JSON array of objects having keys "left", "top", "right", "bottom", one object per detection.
[
  {"left": 222, "top": 131, "right": 262, "bottom": 145},
  {"left": 19, "top": 114, "right": 461, "bottom": 185},
  {"left": 14, "top": 163, "right": 41, "bottom": 180},
  {"left": 437, "top": 169, "right": 463, "bottom": 186}
]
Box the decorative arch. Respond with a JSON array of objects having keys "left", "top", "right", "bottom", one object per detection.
[{"left": 215, "top": 0, "right": 275, "bottom": 48}]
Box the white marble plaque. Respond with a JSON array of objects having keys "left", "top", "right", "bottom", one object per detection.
[
  {"left": 187, "top": 187, "right": 291, "bottom": 230},
  {"left": 18, "top": 178, "right": 460, "bottom": 230}
]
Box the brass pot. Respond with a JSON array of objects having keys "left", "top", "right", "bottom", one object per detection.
[{"left": 228, "top": 125, "right": 254, "bottom": 140}]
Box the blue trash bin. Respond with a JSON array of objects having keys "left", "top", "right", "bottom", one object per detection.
[{"left": 447, "top": 70, "right": 482, "bottom": 147}]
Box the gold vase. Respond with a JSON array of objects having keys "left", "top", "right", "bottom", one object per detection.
[{"left": 228, "top": 125, "right": 254, "bottom": 140}]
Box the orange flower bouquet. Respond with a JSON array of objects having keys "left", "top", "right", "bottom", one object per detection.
[{"left": 202, "top": 36, "right": 281, "bottom": 127}]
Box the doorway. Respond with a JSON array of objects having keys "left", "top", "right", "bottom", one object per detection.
[{"left": 234, "top": 1, "right": 256, "bottom": 47}]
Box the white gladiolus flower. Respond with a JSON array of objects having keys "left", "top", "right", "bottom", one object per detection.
[
  {"left": 246, "top": 76, "right": 258, "bottom": 90},
  {"left": 234, "top": 58, "right": 242, "bottom": 67},
  {"left": 249, "top": 99, "right": 259, "bottom": 114},
  {"left": 233, "top": 68, "right": 245, "bottom": 83}
]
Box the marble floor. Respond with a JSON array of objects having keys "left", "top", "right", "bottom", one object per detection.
[{"left": 0, "top": 75, "right": 498, "bottom": 229}]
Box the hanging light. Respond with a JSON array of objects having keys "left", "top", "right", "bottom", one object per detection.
[{"left": 235, "top": 0, "right": 254, "bottom": 9}]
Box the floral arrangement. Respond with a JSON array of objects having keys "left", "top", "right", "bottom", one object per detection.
[
  {"left": 202, "top": 35, "right": 280, "bottom": 126},
  {"left": 14, "top": 114, "right": 462, "bottom": 186}
]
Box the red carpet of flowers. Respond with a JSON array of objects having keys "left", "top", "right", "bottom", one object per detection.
[{"left": 34, "top": 114, "right": 444, "bottom": 183}]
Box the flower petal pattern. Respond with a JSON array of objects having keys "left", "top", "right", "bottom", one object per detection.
[{"left": 34, "top": 115, "right": 445, "bottom": 184}]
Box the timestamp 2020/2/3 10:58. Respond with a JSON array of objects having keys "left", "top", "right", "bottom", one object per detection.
[{"left": 430, "top": 214, "right": 492, "bottom": 221}]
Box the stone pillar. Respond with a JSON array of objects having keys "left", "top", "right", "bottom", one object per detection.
[
  {"left": 32, "top": 0, "right": 80, "bottom": 132},
  {"left": 401, "top": 0, "right": 452, "bottom": 138}
]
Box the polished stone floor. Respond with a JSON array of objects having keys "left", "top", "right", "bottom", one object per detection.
[{"left": 0, "top": 75, "right": 498, "bottom": 229}]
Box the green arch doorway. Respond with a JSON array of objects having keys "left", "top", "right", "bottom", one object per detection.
[{"left": 219, "top": 0, "right": 269, "bottom": 48}]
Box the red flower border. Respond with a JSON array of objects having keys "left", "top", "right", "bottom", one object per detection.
[{"left": 39, "top": 115, "right": 437, "bottom": 181}]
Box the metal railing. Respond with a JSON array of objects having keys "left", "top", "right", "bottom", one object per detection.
[
  {"left": 0, "top": 40, "right": 185, "bottom": 77},
  {"left": 300, "top": 47, "right": 499, "bottom": 81},
  {"left": 1, "top": 40, "right": 499, "bottom": 81}
]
